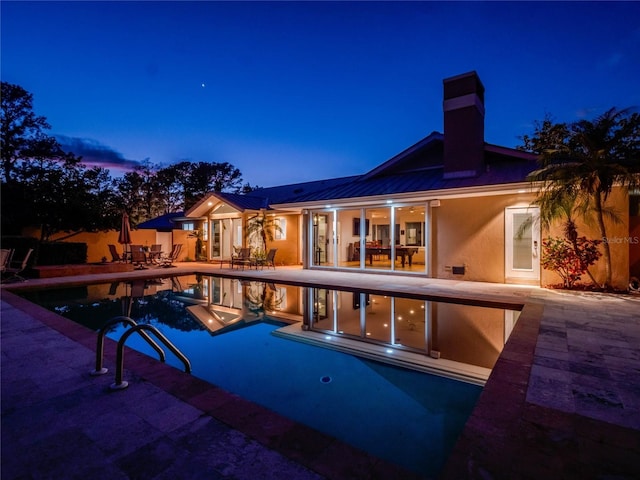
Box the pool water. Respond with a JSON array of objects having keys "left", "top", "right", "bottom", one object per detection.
[{"left": 21, "top": 279, "right": 482, "bottom": 476}]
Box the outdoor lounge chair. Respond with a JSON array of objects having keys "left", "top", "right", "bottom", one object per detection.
[
  {"left": 108, "top": 244, "right": 123, "bottom": 262},
  {"left": 2, "top": 248, "right": 33, "bottom": 282},
  {"left": 231, "top": 248, "right": 251, "bottom": 270},
  {"left": 1, "top": 249, "right": 13, "bottom": 274},
  {"left": 160, "top": 244, "right": 182, "bottom": 268},
  {"left": 255, "top": 248, "right": 277, "bottom": 270}
]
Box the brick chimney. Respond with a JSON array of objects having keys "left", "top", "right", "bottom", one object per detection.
[{"left": 443, "top": 71, "right": 485, "bottom": 178}]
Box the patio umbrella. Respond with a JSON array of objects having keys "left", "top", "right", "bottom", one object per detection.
[{"left": 118, "top": 212, "right": 132, "bottom": 261}]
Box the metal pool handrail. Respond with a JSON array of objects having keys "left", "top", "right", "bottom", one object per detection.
[
  {"left": 91, "top": 316, "right": 165, "bottom": 376},
  {"left": 111, "top": 323, "right": 192, "bottom": 390}
]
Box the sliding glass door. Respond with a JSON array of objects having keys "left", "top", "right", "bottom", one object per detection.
[{"left": 310, "top": 203, "right": 428, "bottom": 274}]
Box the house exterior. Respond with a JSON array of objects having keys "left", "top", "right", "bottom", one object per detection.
[{"left": 185, "top": 71, "right": 638, "bottom": 290}]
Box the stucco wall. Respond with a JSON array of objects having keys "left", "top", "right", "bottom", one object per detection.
[
  {"left": 172, "top": 229, "right": 193, "bottom": 261},
  {"left": 432, "top": 193, "right": 537, "bottom": 283},
  {"left": 265, "top": 213, "right": 300, "bottom": 266},
  {"left": 23, "top": 228, "right": 189, "bottom": 264},
  {"left": 540, "top": 187, "right": 631, "bottom": 290},
  {"left": 42, "top": 229, "right": 156, "bottom": 263}
]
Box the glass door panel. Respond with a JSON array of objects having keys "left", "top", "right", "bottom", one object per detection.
[
  {"left": 505, "top": 207, "right": 540, "bottom": 282},
  {"left": 512, "top": 213, "right": 532, "bottom": 269},
  {"left": 212, "top": 220, "right": 221, "bottom": 257},
  {"left": 396, "top": 205, "right": 427, "bottom": 272},
  {"left": 311, "top": 211, "right": 334, "bottom": 266},
  {"left": 364, "top": 207, "right": 392, "bottom": 270},
  {"left": 337, "top": 208, "right": 362, "bottom": 268}
]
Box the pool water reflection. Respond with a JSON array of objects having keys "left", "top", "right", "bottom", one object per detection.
[{"left": 20, "top": 274, "right": 521, "bottom": 477}]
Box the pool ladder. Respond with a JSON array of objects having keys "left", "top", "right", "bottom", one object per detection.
[{"left": 91, "top": 316, "right": 191, "bottom": 390}]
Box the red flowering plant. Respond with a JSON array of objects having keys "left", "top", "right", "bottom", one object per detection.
[{"left": 541, "top": 236, "right": 602, "bottom": 288}]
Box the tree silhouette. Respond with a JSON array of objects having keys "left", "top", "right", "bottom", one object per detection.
[{"left": 524, "top": 108, "right": 640, "bottom": 288}]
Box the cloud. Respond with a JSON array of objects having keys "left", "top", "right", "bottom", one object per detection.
[
  {"left": 605, "top": 52, "right": 623, "bottom": 68},
  {"left": 56, "top": 135, "right": 141, "bottom": 172}
]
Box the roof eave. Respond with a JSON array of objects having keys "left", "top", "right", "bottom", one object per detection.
[
  {"left": 361, "top": 131, "right": 444, "bottom": 180},
  {"left": 271, "top": 181, "right": 541, "bottom": 210}
]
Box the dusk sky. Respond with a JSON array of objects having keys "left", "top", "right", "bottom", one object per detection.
[{"left": 2, "top": 1, "right": 639, "bottom": 188}]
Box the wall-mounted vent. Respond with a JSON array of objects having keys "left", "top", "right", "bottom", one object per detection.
[{"left": 452, "top": 265, "right": 465, "bottom": 275}]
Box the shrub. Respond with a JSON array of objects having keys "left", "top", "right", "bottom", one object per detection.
[
  {"left": 541, "top": 236, "right": 602, "bottom": 288},
  {"left": 37, "top": 242, "right": 87, "bottom": 265}
]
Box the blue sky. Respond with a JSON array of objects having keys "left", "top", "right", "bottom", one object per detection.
[{"left": 2, "top": 1, "right": 639, "bottom": 187}]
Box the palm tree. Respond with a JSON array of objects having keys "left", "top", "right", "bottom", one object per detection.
[
  {"left": 533, "top": 190, "right": 600, "bottom": 286},
  {"left": 526, "top": 108, "right": 640, "bottom": 288},
  {"left": 245, "top": 211, "right": 283, "bottom": 254}
]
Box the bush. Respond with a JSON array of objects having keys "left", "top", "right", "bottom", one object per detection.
[
  {"left": 37, "top": 242, "right": 87, "bottom": 265},
  {"left": 541, "top": 236, "right": 601, "bottom": 288}
]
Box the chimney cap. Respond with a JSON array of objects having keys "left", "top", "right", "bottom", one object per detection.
[{"left": 443, "top": 71, "right": 484, "bottom": 103}]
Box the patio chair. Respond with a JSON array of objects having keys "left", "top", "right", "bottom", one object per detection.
[
  {"left": 160, "top": 244, "right": 183, "bottom": 268},
  {"left": 2, "top": 248, "right": 33, "bottom": 282},
  {"left": 1, "top": 249, "right": 13, "bottom": 273},
  {"left": 108, "top": 244, "right": 123, "bottom": 262},
  {"left": 149, "top": 244, "right": 162, "bottom": 263},
  {"left": 255, "top": 248, "right": 277, "bottom": 270},
  {"left": 231, "top": 248, "right": 251, "bottom": 270},
  {"left": 130, "top": 245, "right": 148, "bottom": 270}
]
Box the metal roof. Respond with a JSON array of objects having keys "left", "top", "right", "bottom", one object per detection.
[
  {"left": 180, "top": 133, "right": 538, "bottom": 217},
  {"left": 137, "top": 212, "right": 185, "bottom": 230},
  {"left": 274, "top": 138, "right": 538, "bottom": 204}
]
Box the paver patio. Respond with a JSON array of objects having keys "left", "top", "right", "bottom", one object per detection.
[{"left": 2, "top": 264, "right": 639, "bottom": 479}]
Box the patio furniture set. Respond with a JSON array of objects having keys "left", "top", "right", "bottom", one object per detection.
[
  {"left": 108, "top": 244, "right": 183, "bottom": 269},
  {"left": 212, "top": 247, "right": 277, "bottom": 270}
]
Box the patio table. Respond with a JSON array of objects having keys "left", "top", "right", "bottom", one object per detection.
[{"left": 210, "top": 258, "right": 232, "bottom": 268}]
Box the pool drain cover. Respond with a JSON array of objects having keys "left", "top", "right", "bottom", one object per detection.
[{"left": 320, "top": 375, "right": 332, "bottom": 384}]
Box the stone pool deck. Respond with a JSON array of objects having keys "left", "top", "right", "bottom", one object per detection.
[{"left": 2, "top": 264, "right": 640, "bottom": 479}]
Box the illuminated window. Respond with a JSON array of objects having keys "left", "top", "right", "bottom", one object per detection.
[
  {"left": 275, "top": 218, "right": 286, "bottom": 240},
  {"left": 405, "top": 222, "right": 423, "bottom": 246},
  {"left": 182, "top": 222, "right": 195, "bottom": 231}
]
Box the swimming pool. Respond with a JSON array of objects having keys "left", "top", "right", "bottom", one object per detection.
[{"left": 21, "top": 274, "right": 517, "bottom": 476}]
